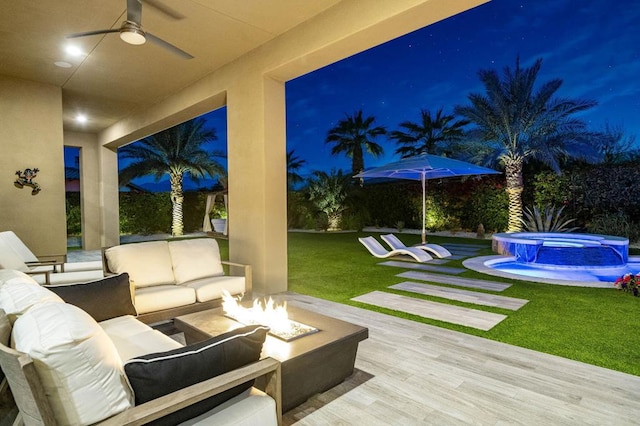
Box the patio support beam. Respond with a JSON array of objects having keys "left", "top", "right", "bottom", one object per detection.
[{"left": 227, "top": 75, "right": 287, "bottom": 295}]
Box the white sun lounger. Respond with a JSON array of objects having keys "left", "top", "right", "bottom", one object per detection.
[
  {"left": 381, "top": 233, "right": 452, "bottom": 259},
  {"left": 358, "top": 236, "right": 432, "bottom": 263},
  {"left": 0, "top": 231, "right": 103, "bottom": 274}
]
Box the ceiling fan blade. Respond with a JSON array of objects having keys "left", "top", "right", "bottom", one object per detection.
[
  {"left": 127, "top": 0, "right": 143, "bottom": 24},
  {"left": 66, "top": 29, "right": 119, "bottom": 39},
  {"left": 146, "top": 32, "right": 193, "bottom": 59},
  {"left": 142, "top": 0, "right": 185, "bottom": 20}
]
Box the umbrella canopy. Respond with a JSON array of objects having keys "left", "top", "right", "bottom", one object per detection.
[{"left": 354, "top": 154, "right": 501, "bottom": 243}]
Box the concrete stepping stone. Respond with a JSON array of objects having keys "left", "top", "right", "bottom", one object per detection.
[
  {"left": 352, "top": 291, "right": 507, "bottom": 331},
  {"left": 378, "top": 261, "right": 466, "bottom": 274},
  {"left": 390, "top": 281, "right": 528, "bottom": 311},
  {"left": 396, "top": 271, "right": 511, "bottom": 291}
]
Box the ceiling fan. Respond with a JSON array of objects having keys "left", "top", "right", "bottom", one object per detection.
[{"left": 66, "top": 0, "right": 193, "bottom": 59}]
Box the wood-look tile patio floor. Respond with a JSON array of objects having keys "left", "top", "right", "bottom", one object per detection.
[{"left": 281, "top": 293, "right": 640, "bottom": 425}]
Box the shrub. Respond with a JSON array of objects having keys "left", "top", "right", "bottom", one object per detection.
[
  {"left": 119, "top": 192, "right": 171, "bottom": 234},
  {"left": 460, "top": 182, "right": 509, "bottom": 233},
  {"left": 520, "top": 205, "right": 578, "bottom": 232},
  {"left": 65, "top": 195, "right": 82, "bottom": 236},
  {"left": 588, "top": 211, "right": 640, "bottom": 242}
]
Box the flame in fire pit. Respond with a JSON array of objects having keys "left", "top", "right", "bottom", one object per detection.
[{"left": 221, "top": 291, "right": 318, "bottom": 341}]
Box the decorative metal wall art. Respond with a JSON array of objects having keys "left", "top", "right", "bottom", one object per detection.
[{"left": 15, "top": 168, "right": 41, "bottom": 195}]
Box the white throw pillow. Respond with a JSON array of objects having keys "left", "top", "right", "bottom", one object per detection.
[
  {"left": 0, "top": 278, "right": 63, "bottom": 323},
  {"left": 13, "top": 303, "right": 132, "bottom": 425},
  {"left": 105, "top": 241, "right": 175, "bottom": 287},
  {"left": 168, "top": 238, "right": 224, "bottom": 284}
]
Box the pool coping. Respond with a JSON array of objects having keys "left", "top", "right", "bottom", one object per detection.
[{"left": 463, "top": 255, "right": 618, "bottom": 288}]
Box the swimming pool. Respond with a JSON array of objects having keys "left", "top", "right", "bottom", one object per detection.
[{"left": 463, "top": 232, "right": 637, "bottom": 287}]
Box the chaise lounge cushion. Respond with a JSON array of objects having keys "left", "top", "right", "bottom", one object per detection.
[
  {"left": 13, "top": 302, "right": 132, "bottom": 425},
  {"left": 46, "top": 273, "right": 137, "bottom": 322},
  {"left": 168, "top": 238, "right": 225, "bottom": 284},
  {"left": 105, "top": 241, "right": 175, "bottom": 287},
  {"left": 124, "top": 324, "right": 269, "bottom": 426}
]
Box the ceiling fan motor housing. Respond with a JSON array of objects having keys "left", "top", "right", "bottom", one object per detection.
[{"left": 120, "top": 21, "right": 146, "bottom": 45}]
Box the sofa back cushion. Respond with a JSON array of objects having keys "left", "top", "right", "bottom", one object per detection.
[
  {"left": 0, "top": 273, "right": 63, "bottom": 323},
  {"left": 105, "top": 241, "right": 175, "bottom": 288},
  {"left": 124, "top": 324, "right": 268, "bottom": 426},
  {"left": 46, "top": 273, "right": 137, "bottom": 322},
  {"left": 12, "top": 303, "right": 132, "bottom": 425},
  {"left": 168, "top": 238, "right": 224, "bottom": 284}
]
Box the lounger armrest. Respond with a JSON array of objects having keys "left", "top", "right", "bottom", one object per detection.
[
  {"left": 25, "top": 260, "right": 66, "bottom": 272},
  {"left": 97, "top": 357, "right": 282, "bottom": 426},
  {"left": 24, "top": 270, "right": 50, "bottom": 285},
  {"left": 221, "top": 260, "right": 252, "bottom": 294}
]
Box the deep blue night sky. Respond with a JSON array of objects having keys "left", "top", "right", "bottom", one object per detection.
[
  {"left": 285, "top": 0, "right": 640, "bottom": 176},
  {"left": 66, "top": 0, "right": 640, "bottom": 190}
]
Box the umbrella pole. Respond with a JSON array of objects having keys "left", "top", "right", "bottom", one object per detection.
[{"left": 422, "top": 174, "right": 426, "bottom": 244}]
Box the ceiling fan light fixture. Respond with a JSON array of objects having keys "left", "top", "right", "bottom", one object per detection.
[{"left": 119, "top": 22, "right": 146, "bottom": 45}]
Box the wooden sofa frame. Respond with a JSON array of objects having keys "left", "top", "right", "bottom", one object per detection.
[
  {"left": 101, "top": 246, "right": 252, "bottom": 324},
  {"left": 0, "top": 315, "right": 282, "bottom": 425}
]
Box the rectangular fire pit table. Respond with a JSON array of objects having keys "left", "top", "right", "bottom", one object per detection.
[{"left": 174, "top": 305, "right": 369, "bottom": 412}]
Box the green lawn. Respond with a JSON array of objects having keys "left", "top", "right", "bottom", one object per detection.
[{"left": 283, "top": 231, "right": 640, "bottom": 377}]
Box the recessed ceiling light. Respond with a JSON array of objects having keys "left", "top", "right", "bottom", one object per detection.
[
  {"left": 65, "top": 45, "right": 84, "bottom": 57},
  {"left": 75, "top": 114, "right": 88, "bottom": 123},
  {"left": 55, "top": 61, "right": 72, "bottom": 68}
]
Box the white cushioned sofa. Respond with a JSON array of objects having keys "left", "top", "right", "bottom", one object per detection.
[
  {"left": 103, "top": 238, "right": 251, "bottom": 323},
  {"left": 0, "top": 270, "right": 281, "bottom": 426}
]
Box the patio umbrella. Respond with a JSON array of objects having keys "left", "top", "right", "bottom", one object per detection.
[{"left": 354, "top": 154, "right": 501, "bottom": 244}]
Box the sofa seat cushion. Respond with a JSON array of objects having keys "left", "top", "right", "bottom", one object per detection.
[
  {"left": 168, "top": 238, "right": 225, "bottom": 284},
  {"left": 105, "top": 241, "right": 175, "bottom": 288},
  {"left": 0, "top": 274, "right": 63, "bottom": 323},
  {"left": 12, "top": 303, "right": 132, "bottom": 425},
  {"left": 124, "top": 325, "right": 268, "bottom": 426},
  {"left": 184, "top": 276, "right": 245, "bottom": 303},
  {"left": 134, "top": 285, "right": 196, "bottom": 314},
  {"left": 180, "top": 387, "right": 277, "bottom": 426},
  {"left": 99, "top": 315, "right": 156, "bottom": 338},
  {"left": 100, "top": 315, "right": 182, "bottom": 361},
  {"left": 46, "top": 273, "right": 136, "bottom": 322}
]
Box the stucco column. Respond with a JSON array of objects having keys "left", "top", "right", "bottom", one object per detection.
[
  {"left": 227, "top": 75, "right": 287, "bottom": 296},
  {"left": 99, "top": 146, "right": 120, "bottom": 248},
  {"left": 64, "top": 131, "right": 102, "bottom": 250}
]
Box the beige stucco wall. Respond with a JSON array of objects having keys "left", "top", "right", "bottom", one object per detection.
[{"left": 0, "top": 76, "right": 67, "bottom": 257}]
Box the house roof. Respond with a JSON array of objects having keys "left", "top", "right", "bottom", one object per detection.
[{"left": 0, "top": 0, "right": 341, "bottom": 134}]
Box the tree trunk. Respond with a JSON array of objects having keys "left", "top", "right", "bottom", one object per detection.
[
  {"left": 327, "top": 212, "right": 341, "bottom": 231},
  {"left": 504, "top": 156, "right": 524, "bottom": 232},
  {"left": 170, "top": 172, "right": 184, "bottom": 236}
]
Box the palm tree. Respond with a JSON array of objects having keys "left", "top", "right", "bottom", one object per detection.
[
  {"left": 455, "top": 57, "right": 599, "bottom": 232},
  {"left": 119, "top": 118, "right": 226, "bottom": 236},
  {"left": 287, "top": 149, "right": 307, "bottom": 189},
  {"left": 390, "top": 108, "right": 469, "bottom": 158},
  {"left": 325, "top": 110, "right": 386, "bottom": 177},
  {"left": 307, "top": 169, "right": 351, "bottom": 230}
]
